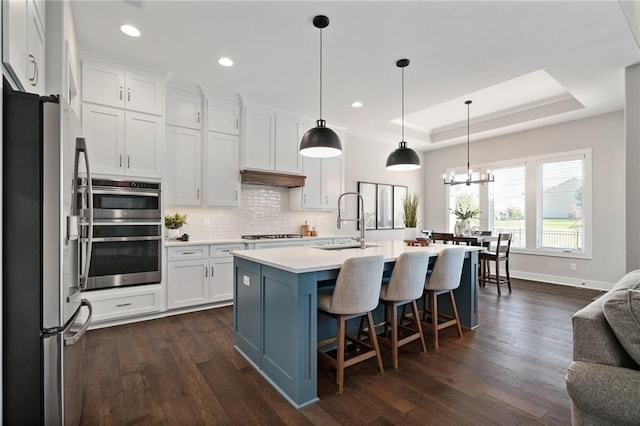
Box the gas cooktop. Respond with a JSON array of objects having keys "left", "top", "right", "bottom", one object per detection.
[{"left": 241, "top": 234, "right": 303, "bottom": 240}]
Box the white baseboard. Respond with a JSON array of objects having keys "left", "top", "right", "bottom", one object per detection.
[{"left": 511, "top": 270, "right": 614, "bottom": 291}]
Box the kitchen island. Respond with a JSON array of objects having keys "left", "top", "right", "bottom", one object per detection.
[{"left": 232, "top": 241, "right": 481, "bottom": 408}]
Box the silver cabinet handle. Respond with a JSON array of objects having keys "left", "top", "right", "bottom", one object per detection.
[
  {"left": 235, "top": 190, "right": 238, "bottom": 201},
  {"left": 28, "top": 54, "right": 37, "bottom": 85},
  {"left": 325, "top": 196, "right": 329, "bottom": 205},
  {"left": 235, "top": 118, "right": 239, "bottom": 129},
  {"left": 116, "top": 302, "right": 132, "bottom": 307},
  {"left": 119, "top": 154, "right": 123, "bottom": 168},
  {"left": 197, "top": 112, "right": 200, "bottom": 124},
  {"left": 127, "top": 155, "right": 131, "bottom": 168},
  {"left": 127, "top": 88, "right": 131, "bottom": 102},
  {"left": 205, "top": 267, "right": 208, "bottom": 278},
  {"left": 211, "top": 266, "right": 214, "bottom": 277},
  {"left": 304, "top": 193, "right": 307, "bottom": 204},
  {"left": 182, "top": 251, "right": 195, "bottom": 255},
  {"left": 119, "top": 86, "right": 123, "bottom": 100},
  {"left": 197, "top": 188, "right": 200, "bottom": 200}
]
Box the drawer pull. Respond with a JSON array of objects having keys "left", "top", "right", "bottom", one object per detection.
[
  {"left": 182, "top": 251, "right": 195, "bottom": 255},
  {"left": 116, "top": 302, "right": 132, "bottom": 308}
]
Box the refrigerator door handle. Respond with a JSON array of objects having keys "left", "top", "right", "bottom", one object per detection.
[
  {"left": 64, "top": 299, "right": 93, "bottom": 346},
  {"left": 73, "top": 138, "right": 94, "bottom": 288}
]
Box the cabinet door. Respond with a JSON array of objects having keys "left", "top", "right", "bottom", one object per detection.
[
  {"left": 124, "top": 112, "right": 162, "bottom": 178},
  {"left": 126, "top": 71, "right": 163, "bottom": 116},
  {"left": 2, "top": 0, "right": 28, "bottom": 90},
  {"left": 275, "top": 112, "right": 302, "bottom": 174},
  {"left": 167, "top": 260, "right": 210, "bottom": 309},
  {"left": 81, "top": 103, "right": 125, "bottom": 175},
  {"left": 166, "top": 89, "right": 202, "bottom": 130},
  {"left": 207, "top": 97, "right": 240, "bottom": 135},
  {"left": 25, "top": 4, "right": 44, "bottom": 94},
  {"left": 243, "top": 105, "right": 274, "bottom": 171},
  {"left": 165, "top": 126, "right": 202, "bottom": 205},
  {"left": 321, "top": 156, "right": 342, "bottom": 210},
  {"left": 81, "top": 60, "right": 125, "bottom": 108},
  {"left": 206, "top": 132, "right": 240, "bottom": 207},
  {"left": 302, "top": 157, "right": 322, "bottom": 209},
  {"left": 211, "top": 257, "right": 234, "bottom": 302}
]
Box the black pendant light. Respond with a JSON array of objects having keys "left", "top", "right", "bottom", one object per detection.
[
  {"left": 386, "top": 59, "right": 420, "bottom": 171},
  {"left": 299, "top": 15, "right": 342, "bottom": 158}
]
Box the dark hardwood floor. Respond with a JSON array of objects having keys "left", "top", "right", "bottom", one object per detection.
[{"left": 80, "top": 279, "right": 602, "bottom": 425}]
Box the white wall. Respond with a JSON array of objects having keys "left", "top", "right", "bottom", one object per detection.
[
  {"left": 341, "top": 133, "right": 424, "bottom": 241},
  {"left": 424, "top": 111, "right": 625, "bottom": 289}
]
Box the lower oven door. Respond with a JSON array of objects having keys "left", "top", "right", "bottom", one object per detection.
[{"left": 84, "top": 223, "right": 161, "bottom": 290}]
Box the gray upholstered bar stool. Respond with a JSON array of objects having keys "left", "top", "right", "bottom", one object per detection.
[
  {"left": 377, "top": 251, "right": 430, "bottom": 369},
  {"left": 422, "top": 247, "right": 466, "bottom": 348},
  {"left": 317, "top": 255, "right": 385, "bottom": 394}
]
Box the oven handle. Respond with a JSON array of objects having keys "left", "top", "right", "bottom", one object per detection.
[
  {"left": 86, "top": 236, "right": 162, "bottom": 243},
  {"left": 88, "top": 189, "right": 160, "bottom": 197}
]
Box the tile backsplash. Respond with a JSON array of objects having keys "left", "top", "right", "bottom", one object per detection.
[{"left": 165, "top": 185, "right": 346, "bottom": 239}]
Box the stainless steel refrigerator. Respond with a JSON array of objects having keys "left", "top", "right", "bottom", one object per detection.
[{"left": 3, "top": 82, "right": 94, "bottom": 424}]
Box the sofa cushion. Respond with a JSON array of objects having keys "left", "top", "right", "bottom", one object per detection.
[
  {"left": 603, "top": 289, "right": 640, "bottom": 366},
  {"left": 610, "top": 270, "right": 640, "bottom": 292}
]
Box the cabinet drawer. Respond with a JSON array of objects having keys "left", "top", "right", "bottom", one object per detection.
[
  {"left": 210, "top": 244, "right": 245, "bottom": 258},
  {"left": 168, "top": 245, "right": 209, "bottom": 260},
  {"left": 87, "top": 286, "right": 162, "bottom": 322}
]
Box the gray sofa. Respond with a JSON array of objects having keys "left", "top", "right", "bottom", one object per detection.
[{"left": 566, "top": 270, "right": 640, "bottom": 425}]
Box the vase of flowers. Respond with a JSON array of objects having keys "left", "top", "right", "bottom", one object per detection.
[
  {"left": 164, "top": 213, "right": 187, "bottom": 240},
  {"left": 452, "top": 204, "right": 479, "bottom": 237},
  {"left": 403, "top": 193, "right": 420, "bottom": 240}
]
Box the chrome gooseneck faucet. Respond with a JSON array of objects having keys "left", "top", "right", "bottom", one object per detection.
[{"left": 336, "top": 192, "right": 366, "bottom": 249}]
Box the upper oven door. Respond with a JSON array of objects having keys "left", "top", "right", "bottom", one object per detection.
[{"left": 78, "top": 180, "right": 161, "bottom": 221}]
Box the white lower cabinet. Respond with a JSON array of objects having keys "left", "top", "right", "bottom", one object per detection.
[
  {"left": 167, "top": 244, "right": 242, "bottom": 309},
  {"left": 84, "top": 284, "right": 162, "bottom": 323}
]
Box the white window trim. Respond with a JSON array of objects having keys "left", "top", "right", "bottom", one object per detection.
[{"left": 444, "top": 148, "right": 592, "bottom": 259}]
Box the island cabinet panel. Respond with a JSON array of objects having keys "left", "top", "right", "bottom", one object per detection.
[
  {"left": 261, "top": 266, "right": 317, "bottom": 406},
  {"left": 234, "top": 258, "right": 262, "bottom": 366}
]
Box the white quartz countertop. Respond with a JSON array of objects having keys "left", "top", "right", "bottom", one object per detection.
[
  {"left": 231, "top": 240, "right": 482, "bottom": 274},
  {"left": 164, "top": 235, "right": 352, "bottom": 247}
]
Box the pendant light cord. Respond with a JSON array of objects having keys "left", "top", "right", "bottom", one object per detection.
[
  {"left": 319, "top": 27, "right": 323, "bottom": 120},
  {"left": 401, "top": 66, "right": 405, "bottom": 142},
  {"left": 467, "top": 101, "right": 470, "bottom": 176}
]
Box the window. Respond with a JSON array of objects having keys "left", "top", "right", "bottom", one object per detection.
[
  {"left": 448, "top": 172, "right": 480, "bottom": 232},
  {"left": 491, "top": 166, "right": 526, "bottom": 247},
  {"left": 444, "top": 149, "right": 590, "bottom": 257},
  {"left": 538, "top": 156, "right": 585, "bottom": 251}
]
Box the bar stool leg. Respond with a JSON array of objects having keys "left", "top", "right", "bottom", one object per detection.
[
  {"left": 367, "top": 312, "right": 384, "bottom": 375},
  {"left": 390, "top": 302, "right": 399, "bottom": 369},
  {"left": 449, "top": 291, "right": 463, "bottom": 338},
  {"left": 431, "top": 291, "right": 439, "bottom": 349},
  {"left": 337, "top": 315, "right": 346, "bottom": 394},
  {"left": 506, "top": 258, "right": 512, "bottom": 293},
  {"left": 495, "top": 259, "right": 501, "bottom": 296},
  {"left": 411, "top": 300, "right": 428, "bottom": 354}
]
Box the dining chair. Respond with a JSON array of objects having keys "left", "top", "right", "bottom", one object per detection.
[
  {"left": 431, "top": 232, "right": 454, "bottom": 244},
  {"left": 376, "top": 251, "right": 430, "bottom": 369},
  {"left": 317, "top": 255, "right": 385, "bottom": 394},
  {"left": 422, "top": 246, "right": 466, "bottom": 348},
  {"left": 479, "top": 233, "right": 512, "bottom": 295}
]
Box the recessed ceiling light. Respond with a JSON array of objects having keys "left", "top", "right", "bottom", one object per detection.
[
  {"left": 218, "top": 57, "right": 234, "bottom": 67},
  {"left": 352, "top": 101, "right": 363, "bottom": 108},
  {"left": 120, "top": 24, "right": 141, "bottom": 37}
]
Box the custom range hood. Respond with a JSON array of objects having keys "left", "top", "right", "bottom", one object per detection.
[{"left": 240, "top": 170, "right": 306, "bottom": 188}]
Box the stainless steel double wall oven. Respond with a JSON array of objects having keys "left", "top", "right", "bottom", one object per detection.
[{"left": 78, "top": 178, "right": 162, "bottom": 290}]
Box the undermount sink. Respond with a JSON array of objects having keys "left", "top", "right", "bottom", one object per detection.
[{"left": 314, "top": 243, "right": 380, "bottom": 250}]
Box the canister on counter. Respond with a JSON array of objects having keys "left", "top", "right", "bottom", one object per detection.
[{"left": 301, "top": 221, "right": 311, "bottom": 236}]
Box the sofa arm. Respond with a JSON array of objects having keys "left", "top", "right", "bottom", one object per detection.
[
  {"left": 566, "top": 361, "right": 640, "bottom": 424},
  {"left": 572, "top": 299, "right": 636, "bottom": 367}
]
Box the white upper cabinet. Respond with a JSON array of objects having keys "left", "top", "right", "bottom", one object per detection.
[
  {"left": 242, "top": 101, "right": 303, "bottom": 174},
  {"left": 2, "top": 0, "right": 45, "bottom": 93},
  {"left": 206, "top": 132, "right": 240, "bottom": 208},
  {"left": 82, "top": 59, "right": 163, "bottom": 115},
  {"left": 125, "top": 112, "right": 162, "bottom": 178},
  {"left": 81, "top": 104, "right": 162, "bottom": 178},
  {"left": 165, "top": 126, "right": 202, "bottom": 206},
  {"left": 275, "top": 112, "right": 302, "bottom": 174},
  {"left": 166, "top": 88, "right": 202, "bottom": 130},
  {"left": 207, "top": 97, "right": 240, "bottom": 135}
]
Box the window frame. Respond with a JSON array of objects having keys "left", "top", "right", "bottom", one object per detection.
[{"left": 444, "top": 148, "right": 592, "bottom": 259}]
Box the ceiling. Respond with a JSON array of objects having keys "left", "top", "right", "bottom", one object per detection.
[{"left": 70, "top": 1, "right": 640, "bottom": 152}]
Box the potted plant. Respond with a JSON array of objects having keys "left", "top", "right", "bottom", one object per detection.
[
  {"left": 403, "top": 193, "right": 420, "bottom": 240},
  {"left": 452, "top": 203, "right": 479, "bottom": 236},
  {"left": 164, "top": 213, "right": 187, "bottom": 239}
]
